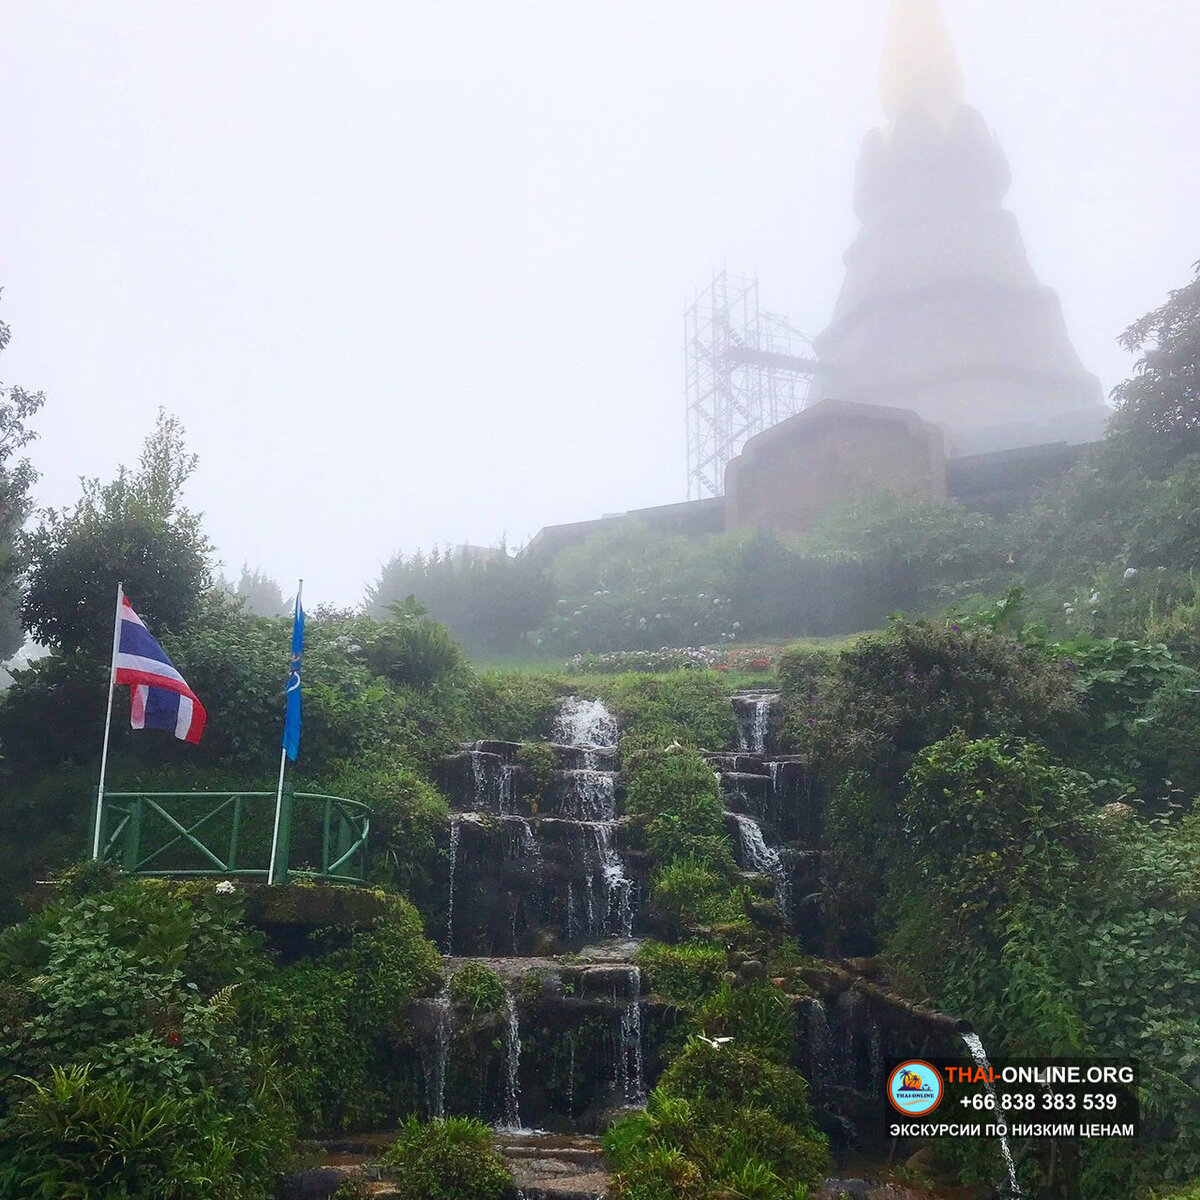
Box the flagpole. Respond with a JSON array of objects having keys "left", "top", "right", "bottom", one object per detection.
[
  {"left": 268, "top": 580, "right": 302, "bottom": 884},
  {"left": 92, "top": 582, "right": 125, "bottom": 859}
]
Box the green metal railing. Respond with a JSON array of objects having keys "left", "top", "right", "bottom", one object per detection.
[{"left": 97, "top": 791, "right": 371, "bottom": 884}]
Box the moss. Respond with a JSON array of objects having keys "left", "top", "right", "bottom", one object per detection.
[{"left": 448, "top": 963, "right": 506, "bottom": 1016}]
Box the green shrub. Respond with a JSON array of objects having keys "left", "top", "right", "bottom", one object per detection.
[
  {"left": 515, "top": 742, "right": 555, "bottom": 808},
  {"left": 657, "top": 1040, "right": 812, "bottom": 1130},
  {"left": 363, "top": 598, "right": 464, "bottom": 693},
  {"left": 694, "top": 982, "right": 794, "bottom": 1064},
  {"left": 0, "top": 884, "right": 291, "bottom": 1196},
  {"left": 606, "top": 1050, "right": 829, "bottom": 1200},
  {"left": 651, "top": 858, "right": 748, "bottom": 940},
  {"left": 467, "top": 671, "right": 569, "bottom": 741},
  {"left": 448, "top": 963, "right": 506, "bottom": 1016},
  {"left": 635, "top": 941, "right": 726, "bottom": 1007},
  {"left": 244, "top": 907, "right": 440, "bottom": 1132},
  {"left": 379, "top": 1115, "right": 512, "bottom": 1200},
  {"left": 0, "top": 1065, "right": 262, "bottom": 1200}
]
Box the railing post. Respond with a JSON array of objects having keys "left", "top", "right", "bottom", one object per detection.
[
  {"left": 321, "top": 797, "right": 333, "bottom": 875},
  {"left": 274, "top": 787, "right": 293, "bottom": 883},
  {"left": 228, "top": 794, "right": 242, "bottom": 872},
  {"left": 122, "top": 797, "right": 143, "bottom": 872}
]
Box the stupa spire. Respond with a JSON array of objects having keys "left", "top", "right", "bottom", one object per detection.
[{"left": 880, "top": 0, "right": 965, "bottom": 129}]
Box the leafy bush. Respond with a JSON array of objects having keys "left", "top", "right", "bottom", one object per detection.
[
  {"left": 0, "top": 1065, "right": 267, "bottom": 1200},
  {"left": 658, "top": 1040, "right": 813, "bottom": 1129},
  {"left": 789, "top": 618, "right": 1082, "bottom": 951},
  {"left": 885, "top": 733, "right": 1200, "bottom": 1192},
  {"left": 466, "top": 671, "right": 566, "bottom": 742},
  {"left": 694, "top": 982, "right": 794, "bottom": 1064},
  {"left": 243, "top": 906, "right": 441, "bottom": 1132},
  {"left": 650, "top": 859, "right": 747, "bottom": 940},
  {"left": 0, "top": 882, "right": 290, "bottom": 1196},
  {"left": 606, "top": 1042, "right": 829, "bottom": 1200},
  {"left": 379, "top": 1115, "right": 512, "bottom": 1200},
  {"left": 635, "top": 941, "right": 726, "bottom": 1007},
  {"left": 448, "top": 963, "right": 506, "bottom": 1016},
  {"left": 362, "top": 598, "right": 464, "bottom": 693}
]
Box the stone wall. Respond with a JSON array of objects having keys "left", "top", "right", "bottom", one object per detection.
[{"left": 725, "top": 399, "right": 946, "bottom": 534}]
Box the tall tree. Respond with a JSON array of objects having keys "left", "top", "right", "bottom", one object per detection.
[
  {"left": 1108, "top": 260, "right": 1200, "bottom": 475},
  {"left": 22, "top": 410, "right": 213, "bottom": 652},
  {"left": 235, "top": 564, "right": 287, "bottom": 617},
  {"left": 0, "top": 294, "right": 46, "bottom": 658}
]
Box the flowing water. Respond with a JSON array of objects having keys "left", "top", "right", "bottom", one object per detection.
[
  {"left": 501, "top": 988, "right": 523, "bottom": 1130},
  {"left": 416, "top": 994, "right": 455, "bottom": 1118},
  {"left": 560, "top": 769, "right": 617, "bottom": 821},
  {"left": 729, "top": 811, "right": 791, "bottom": 917},
  {"left": 554, "top": 696, "right": 619, "bottom": 751},
  {"left": 735, "top": 692, "right": 780, "bottom": 754},
  {"left": 962, "top": 1032, "right": 1021, "bottom": 1197},
  {"left": 616, "top": 967, "right": 645, "bottom": 1106},
  {"left": 444, "top": 817, "right": 461, "bottom": 955}
]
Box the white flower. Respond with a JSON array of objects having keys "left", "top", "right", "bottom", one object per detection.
[
  {"left": 1089, "top": 592, "right": 1101, "bottom": 606},
  {"left": 215, "top": 880, "right": 236, "bottom": 895},
  {"left": 1124, "top": 567, "right": 1139, "bottom": 580},
  {"left": 1065, "top": 606, "right": 1076, "bottom": 616}
]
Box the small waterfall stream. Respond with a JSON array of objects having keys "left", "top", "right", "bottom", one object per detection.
[
  {"left": 444, "top": 817, "right": 461, "bottom": 955},
  {"left": 734, "top": 691, "right": 780, "bottom": 754},
  {"left": 416, "top": 993, "right": 455, "bottom": 1118},
  {"left": 616, "top": 967, "right": 645, "bottom": 1107},
  {"left": 962, "top": 1032, "right": 1021, "bottom": 1197},
  {"left": 729, "top": 811, "right": 791, "bottom": 916},
  {"left": 501, "top": 988, "right": 523, "bottom": 1131}
]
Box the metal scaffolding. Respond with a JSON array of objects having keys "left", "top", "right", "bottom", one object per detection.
[{"left": 684, "top": 270, "right": 819, "bottom": 500}]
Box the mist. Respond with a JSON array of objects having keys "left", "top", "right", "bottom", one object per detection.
[{"left": 1, "top": 0, "right": 1196, "bottom": 606}]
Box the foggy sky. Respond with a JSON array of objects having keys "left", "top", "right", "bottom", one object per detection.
[{"left": 1, "top": 1, "right": 1197, "bottom": 608}]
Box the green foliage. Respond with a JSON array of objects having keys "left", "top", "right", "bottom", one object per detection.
[
  {"left": 363, "top": 597, "right": 464, "bottom": 693},
  {"left": 379, "top": 1115, "right": 512, "bottom": 1200},
  {"left": 467, "top": 671, "right": 566, "bottom": 741},
  {"left": 1109, "top": 260, "right": 1200, "bottom": 476},
  {"left": 515, "top": 742, "right": 555, "bottom": 807},
  {"left": 243, "top": 907, "right": 440, "bottom": 1132},
  {"left": 650, "top": 859, "right": 747, "bottom": 940},
  {"left": 21, "top": 410, "right": 213, "bottom": 652},
  {"left": 591, "top": 670, "right": 738, "bottom": 758},
  {"left": 0, "top": 1065, "right": 263, "bottom": 1200},
  {"left": 0, "top": 881, "right": 291, "bottom": 1196},
  {"left": 885, "top": 733, "right": 1200, "bottom": 1192},
  {"left": 447, "top": 963, "right": 506, "bottom": 1016},
  {"left": 635, "top": 941, "right": 726, "bottom": 1008},
  {"left": 790, "top": 618, "right": 1082, "bottom": 951},
  {"left": 0, "top": 295, "right": 45, "bottom": 658},
  {"left": 606, "top": 1043, "right": 829, "bottom": 1200},
  {"left": 658, "top": 1040, "right": 813, "bottom": 1129},
  {"left": 694, "top": 982, "right": 794, "bottom": 1064}
]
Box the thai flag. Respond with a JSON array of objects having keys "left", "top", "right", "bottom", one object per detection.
[{"left": 113, "top": 591, "right": 207, "bottom": 744}]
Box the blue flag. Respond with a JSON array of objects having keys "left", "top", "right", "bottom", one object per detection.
[{"left": 282, "top": 593, "right": 304, "bottom": 762}]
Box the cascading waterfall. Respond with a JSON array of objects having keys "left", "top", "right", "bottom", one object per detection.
[
  {"left": 501, "top": 988, "right": 523, "bottom": 1130},
  {"left": 554, "top": 696, "right": 619, "bottom": 751},
  {"left": 616, "top": 967, "right": 645, "bottom": 1107},
  {"left": 417, "top": 994, "right": 455, "bottom": 1118},
  {"left": 962, "top": 1032, "right": 1022, "bottom": 1197},
  {"left": 444, "top": 817, "right": 461, "bottom": 955},
  {"left": 589, "top": 821, "right": 633, "bottom": 938},
  {"left": 560, "top": 769, "right": 616, "bottom": 821},
  {"left": 735, "top": 692, "right": 780, "bottom": 754},
  {"left": 729, "top": 811, "right": 791, "bottom": 917},
  {"left": 469, "top": 751, "right": 516, "bottom": 814}
]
